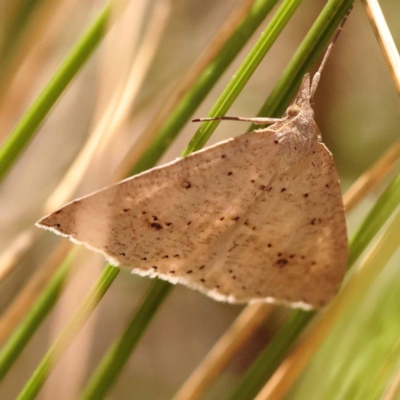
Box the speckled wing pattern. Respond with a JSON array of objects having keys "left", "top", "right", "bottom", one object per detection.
[{"left": 37, "top": 74, "right": 348, "bottom": 309}]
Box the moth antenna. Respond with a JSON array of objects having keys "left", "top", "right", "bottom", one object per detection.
[
  {"left": 310, "top": 6, "right": 353, "bottom": 98},
  {"left": 192, "top": 116, "right": 282, "bottom": 125}
]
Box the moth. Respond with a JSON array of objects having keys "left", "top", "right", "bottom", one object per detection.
[{"left": 37, "top": 17, "right": 351, "bottom": 309}]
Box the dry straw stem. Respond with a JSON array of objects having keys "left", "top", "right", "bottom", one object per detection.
[
  {"left": 344, "top": 139, "right": 400, "bottom": 212},
  {"left": 172, "top": 304, "right": 274, "bottom": 400},
  {"left": 254, "top": 210, "right": 400, "bottom": 400},
  {"left": 45, "top": 0, "right": 171, "bottom": 212},
  {"left": 381, "top": 365, "right": 400, "bottom": 400},
  {"left": 0, "top": 0, "right": 80, "bottom": 141},
  {"left": 361, "top": 0, "right": 400, "bottom": 95},
  {"left": 0, "top": 241, "right": 73, "bottom": 346},
  {"left": 0, "top": 227, "right": 41, "bottom": 282},
  {"left": 114, "top": 0, "right": 258, "bottom": 180},
  {"left": 172, "top": 140, "right": 400, "bottom": 400}
]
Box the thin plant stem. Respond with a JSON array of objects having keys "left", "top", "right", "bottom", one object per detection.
[
  {"left": 130, "top": 0, "right": 283, "bottom": 174},
  {"left": 0, "top": 248, "right": 78, "bottom": 380},
  {"left": 0, "top": 3, "right": 111, "bottom": 182},
  {"left": 361, "top": 0, "right": 400, "bottom": 94},
  {"left": 79, "top": 280, "right": 173, "bottom": 399},
  {"left": 182, "top": 0, "right": 302, "bottom": 156},
  {"left": 16, "top": 264, "right": 120, "bottom": 400}
]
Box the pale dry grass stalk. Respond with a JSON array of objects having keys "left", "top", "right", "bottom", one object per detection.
[
  {"left": 42, "top": 253, "right": 104, "bottom": 400},
  {"left": 344, "top": 139, "right": 400, "bottom": 212},
  {"left": 381, "top": 364, "right": 400, "bottom": 400},
  {"left": 114, "top": 0, "right": 258, "bottom": 180},
  {"left": 0, "top": 226, "right": 41, "bottom": 282},
  {"left": 254, "top": 210, "right": 400, "bottom": 400},
  {"left": 44, "top": 0, "right": 154, "bottom": 211},
  {"left": 0, "top": 0, "right": 80, "bottom": 140},
  {"left": 361, "top": 0, "right": 400, "bottom": 95},
  {"left": 173, "top": 304, "right": 274, "bottom": 400},
  {"left": 0, "top": 240, "right": 72, "bottom": 346}
]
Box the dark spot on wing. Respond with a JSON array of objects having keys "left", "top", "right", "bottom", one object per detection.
[
  {"left": 152, "top": 216, "right": 158, "bottom": 221},
  {"left": 267, "top": 243, "right": 272, "bottom": 248},
  {"left": 250, "top": 179, "right": 255, "bottom": 183},
  {"left": 199, "top": 265, "right": 205, "bottom": 270},
  {"left": 187, "top": 221, "right": 192, "bottom": 225},
  {"left": 187, "top": 270, "right": 193, "bottom": 274},
  {"left": 152, "top": 266, "right": 157, "bottom": 270},
  {"left": 119, "top": 252, "right": 125, "bottom": 256},
  {"left": 274, "top": 139, "right": 279, "bottom": 144},
  {"left": 55, "top": 210, "right": 62, "bottom": 215},
  {"left": 142, "top": 211, "right": 146, "bottom": 215},
  {"left": 220, "top": 217, "right": 225, "bottom": 221},
  {"left": 232, "top": 216, "right": 240, "bottom": 221},
  {"left": 303, "top": 193, "right": 309, "bottom": 198},
  {"left": 141, "top": 257, "right": 147, "bottom": 261},
  {"left": 311, "top": 218, "right": 322, "bottom": 225},
  {"left": 281, "top": 188, "right": 286, "bottom": 192},
  {"left": 277, "top": 252, "right": 282, "bottom": 257},
  {"left": 55, "top": 223, "right": 61, "bottom": 228},
  {"left": 182, "top": 181, "right": 192, "bottom": 189},
  {"left": 165, "top": 222, "right": 172, "bottom": 226},
  {"left": 150, "top": 222, "right": 162, "bottom": 230},
  {"left": 163, "top": 255, "right": 169, "bottom": 259},
  {"left": 276, "top": 259, "right": 288, "bottom": 268},
  {"left": 227, "top": 171, "right": 233, "bottom": 176},
  {"left": 200, "top": 279, "right": 205, "bottom": 283},
  {"left": 123, "top": 208, "right": 129, "bottom": 212},
  {"left": 174, "top": 254, "right": 180, "bottom": 258},
  {"left": 170, "top": 270, "right": 175, "bottom": 274}
]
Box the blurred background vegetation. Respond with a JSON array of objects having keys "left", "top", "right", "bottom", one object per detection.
[{"left": 0, "top": 0, "right": 399, "bottom": 399}]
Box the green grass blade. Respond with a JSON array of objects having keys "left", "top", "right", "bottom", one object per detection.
[
  {"left": 0, "top": 249, "right": 78, "bottom": 380},
  {"left": 227, "top": 169, "right": 400, "bottom": 400},
  {"left": 348, "top": 173, "right": 400, "bottom": 266},
  {"left": 229, "top": 310, "right": 313, "bottom": 400},
  {"left": 182, "top": 0, "right": 302, "bottom": 156},
  {"left": 131, "top": 0, "right": 281, "bottom": 174},
  {"left": 250, "top": 0, "right": 354, "bottom": 124},
  {"left": 16, "top": 264, "right": 120, "bottom": 400},
  {"left": 79, "top": 280, "right": 172, "bottom": 400},
  {"left": 0, "top": 3, "right": 111, "bottom": 182}
]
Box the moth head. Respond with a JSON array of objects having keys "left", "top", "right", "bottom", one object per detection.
[{"left": 286, "top": 104, "right": 301, "bottom": 117}]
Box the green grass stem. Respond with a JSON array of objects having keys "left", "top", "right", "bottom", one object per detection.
[{"left": 0, "top": 3, "right": 111, "bottom": 182}]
